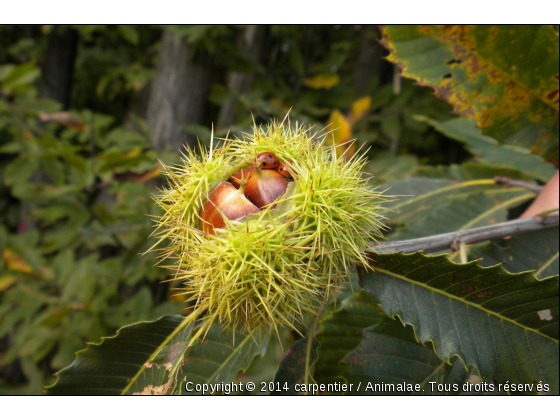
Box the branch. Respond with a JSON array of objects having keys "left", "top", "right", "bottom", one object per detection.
[
  {"left": 494, "top": 176, "right": 543, "bottom": 193},
  {"left": 371, "top": 211, "right": 559, "bottom": 255}
]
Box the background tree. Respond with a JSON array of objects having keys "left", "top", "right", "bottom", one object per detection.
[{"left": 147, "top": 28, "right": 214, "bottom": 150}]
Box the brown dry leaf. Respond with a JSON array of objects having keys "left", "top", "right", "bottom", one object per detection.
[
  {"left": 39, "top": 111, "right": 87, "bottom": 130},
  {"left": 115, "top": 168, "right": 162, "bottom": 183},
  {"left": 133, "top": 383, "right": 171, "bottom": 395}
]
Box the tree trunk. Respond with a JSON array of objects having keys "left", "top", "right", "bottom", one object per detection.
[
  {"left": 20, "top": 26, "right": 78, "bottom": 233},
  {"left": 42, "top": 25, "right": 78, "bottom": 109},
  {"left": 352, "top": 25, "right": 390, "bottom": 95},
  {"left": 217, "top": 25, "right": 267, "bottom": 130},
  {"left": 147, "top": 29, "right": 214, "bottom": 150}
]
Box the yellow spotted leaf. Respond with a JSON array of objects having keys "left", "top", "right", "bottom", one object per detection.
[{"left": 381, "top": 25, "right": 559, "bottom": 165}]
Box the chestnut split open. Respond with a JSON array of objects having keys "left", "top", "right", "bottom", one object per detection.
[{"left": 201, "top": 152, "right": 294, "bottom": 234}]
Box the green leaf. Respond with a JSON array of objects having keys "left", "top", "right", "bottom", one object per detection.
[
  {"left": 127, "top": 324, "right": 194, "bottom": 395},
  {"left": 102, "top": 288, "right": 153, "bottom": 329},
  {"left": 179, "top": 324, "right": 269, "bottom": 395},
  {"left": 360, "top": 252, "right": 559, "bottom": 394},
  {"left": 380, "top": 114, "right": 401, "bottom": 142},
  {"left": 316, "top": 292, "right": 466, "bottom": 395},
  {"left": 0, "top": 62, "right": 40, "bottom": 94},
  {"left": 417, "top": 116, "right": 557, "bottom": 181},
  {"left": 4, "top": 157, "right": 38, "bottom": 186},
  {"left": 384, "top": 169, "right": 533, "bottom": 226},
  {"left": 272, "top": 291, "right": 383, "bottom": 394},
  {"left": 314, "top": 291, "right": 385, "bottom": 385},
  {"left": 336, "top": 297, "right": 498, "bottom": 395},
  {"left": 181, "top": 123, "right": 212, "bottom": 141},
  {"left": 470, "top": 227, "right": 559, "bottom": 279},
  {"left": 0, "top": 64, "right": 16, "bottom": 81},
  {"left": 272, "top": 337, "right": 319, "bottom": 395},
  {"left": 343, "top": 327, "right": 446, "bottom": 395},
  {"left": 16, "top": 97, "right": 61, "bottom": 114},
  {"left": 47, "top": 315, "right": 194, "bottom": 395},
  {"left": 414, "top": 162, "right": 532, "bottom": 182},
  {"left": 368, "top": 153, "right": 419, "bottom": 183},
  {"left": 61, "top": 254, "right": 97, "bottom": 303},
  {"left": 389, "top": 190, "right": 535, "bottom": 241},
  {"left": 117, "top": 25, "right": 139, "bottom": 45},
  {"left": 275, "top": 291, "right": 475, "bottom": 395},
  {"left": 381, "top": 25, "right": 559, "bottom": 164},
  {"left": 39, "top": 156, "right": 65, "bottom": 186}
]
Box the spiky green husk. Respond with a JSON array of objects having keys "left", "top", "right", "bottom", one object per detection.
[
  {"left": 150, "top": 144, "right": 237, "bottom": 256},
  {"left": 151, "top": 121, "right": 389, "bottom": 336},
  {"left": 174, "top": 216, "right": 331, "bottom": 336}
]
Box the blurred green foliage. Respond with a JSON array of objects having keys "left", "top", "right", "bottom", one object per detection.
[{"left": 0, "top": 24, "right": 476, "bottom": 394}]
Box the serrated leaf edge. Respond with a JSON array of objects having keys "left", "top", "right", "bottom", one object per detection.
[{"left": 372, "top": 252, "right": 558, "bottom": 343}]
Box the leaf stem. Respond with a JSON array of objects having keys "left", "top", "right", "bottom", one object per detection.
[
  {"left": 371, "top": 211, "right": 559, "bottom": 255},
  {"left": 304, "top": 292, "right": 330, "bottom": 394},
  {"left": 539, "top": 207, "right": 559, "bottom": 218},
  {"left": 304, "top": 313, "right": 320, "bottom": 395},
  {"left": 458, "top": 241, "right": 468, "bottom": 264},
  {"left": 121, "top": 303, "right": 208, "bottom": 395},
  {"left": 167, "top": 319, "right": 208, "bottom": 383}
]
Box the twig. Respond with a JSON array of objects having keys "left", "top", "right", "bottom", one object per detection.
[
  {"left": 494, "top": 176, "right": 543, "bottom": 194},
  {"left": 393, "top": 64, "right": 401, "bottom": 95},
  {"left": 371, "top": 211, "right": 559, "bottom": 255}
]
